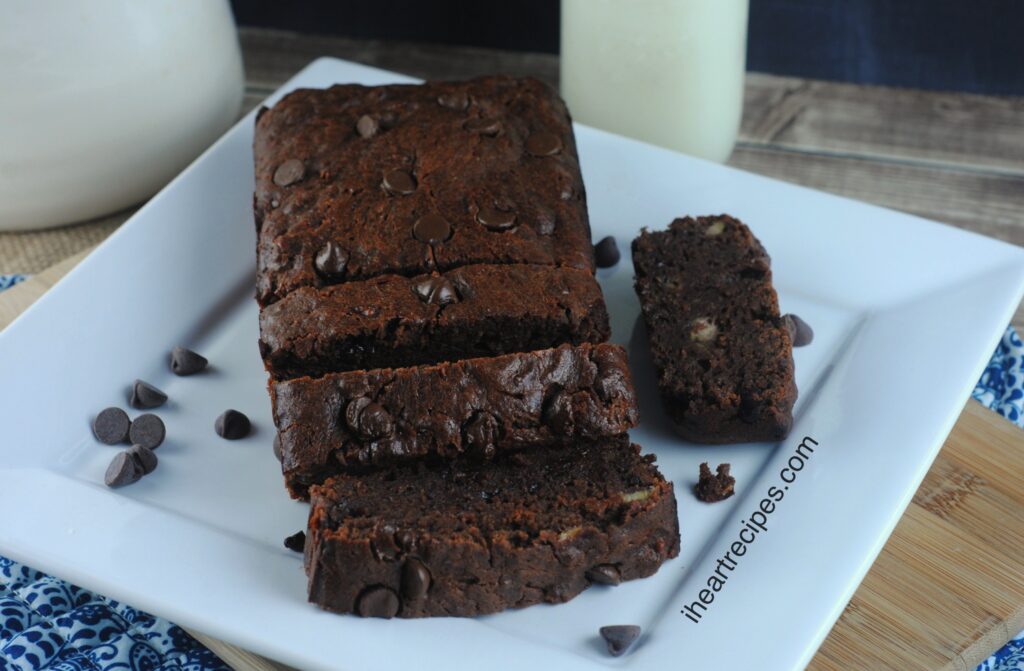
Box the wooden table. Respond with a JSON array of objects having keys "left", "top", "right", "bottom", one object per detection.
[{"left": 1, "top": 28, "right": 1022, "bottom": 671}]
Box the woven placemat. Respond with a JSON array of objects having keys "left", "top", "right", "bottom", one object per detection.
[{"left": 0, "top": 207, "right": 137, "bottom": 274}]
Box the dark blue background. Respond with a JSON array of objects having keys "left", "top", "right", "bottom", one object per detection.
[{"left": 231, "top": 0, "right": 1024, "bottom": 95}]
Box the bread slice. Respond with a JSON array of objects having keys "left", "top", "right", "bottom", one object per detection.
[
  {"left": 259, "top": 264, "right": 609, "bottom": 380},
  {"left": 305, "top": 436, "right": 679, "bottom": 617},
  {"left": 272, "top": 343, "right": 638, "bottom": 498},
  {"left": 632, "top": 215, "right": 797, "bottom": 443}
]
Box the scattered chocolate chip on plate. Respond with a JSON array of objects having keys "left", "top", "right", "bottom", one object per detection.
[
  {"left": 599, "top": 625, "right": 641, "bottom": 657},
  {"left": 593, "top": 235, "right": 620, "bottom": 268},
  {"left": 130, "top": 379, "right": 167, "bottom": 409},
  {"left": 92, "top": 407, "right": 130, "bottom": 445},
  {"left": 170, "top": 346, "right": 208, "bottom": 376},
  {"left": 128, "top": 413, "right": 165, "bottom": 450},
  {"left": 284, "top": 530, "right": 306, "bottom": 553},
  {"left": 128, "top": 444, "right": 158, "bottom": 475},
  {"left": 215, "top": 409, "right": 251, "bottom": 440},
  {"left": 783, "top": 313, "right": 815, "bottom": 347},
  {"left": 104, "top": 451, "right": 142, "bottom": 488}
]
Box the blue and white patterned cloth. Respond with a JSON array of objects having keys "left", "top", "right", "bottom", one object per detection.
[
  {"left": 0, "top": 558, "right": 228, "bottom": 671},
  {"left": 0, "top": 275, "right": 26, "bottom": 292},
  {"left": 973, "top": 327, "right": 1024, "bottom": 428},
  {"left": 0, "top": 274, "right": 1021, "bottom": 670}
]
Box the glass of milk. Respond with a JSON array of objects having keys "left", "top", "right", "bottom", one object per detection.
[
  {"left": 561, "top": 0, "right": 749, "bottom": 163},
  {"left": 0, "top": 0, "right": 244, "bottom": 231}
]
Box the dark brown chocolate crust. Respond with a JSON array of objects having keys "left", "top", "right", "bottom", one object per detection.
[
  {"left": 305, "top": 437, "right": 680, "bottom": 618},
  {"left": 254, "top": 76, "right": 593, "bottom": 306},
  {"left": 272, "top": 343, "right": 639, "bottom": 498},
  {"left": 631, "top": 215, "right": 797, "bottom": 443},
  {"left": 259, "top": 264, "right": 610, "bottom": 380}
]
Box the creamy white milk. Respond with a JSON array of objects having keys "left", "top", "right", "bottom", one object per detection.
[
  {"left": 561, "top": 0, "right": 749, "bottom": 162},
  {"left": 0, "top": 0, "right": 243, "bottom": 230}
]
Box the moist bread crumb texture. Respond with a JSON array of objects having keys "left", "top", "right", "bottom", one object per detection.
[
  {"left": 306, "top": 437, "right": 680, "bottom": 618},
  {"left": 254, "top": 76, "right": 680, "bottom": 618},
  {"left": 632, "top": 215, "right": 797, "bottom": 443},
  {"left": 694, "top": 462, "right": 736, "bottom": 502}
]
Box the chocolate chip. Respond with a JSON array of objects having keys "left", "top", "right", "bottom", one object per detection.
[
  {"left": 273, "top": 434, "right": 283, "bottom": 462},
  {"left": 356, "top": 114, "right": 379, "bottom": 138},
  {"left": 128, "top": 444, "right": 158, "bottom": 475},
  {"left": 382, "top": 170, "right": 416, "bottom": 196},
  {"left": 284, "top": 530, "right": 306, "bottom": 553},
  {"left": 361, "top": 405, "right": 393, "bottom": 439},
  {"left": 593, "top": 236, "right": 621, "bottom": 268},
  {"left": 314, "top": 240, "right": 349, "bottom": 279},
  {"left": 412, "top": 276, "right": 459, "bottom": 306},
  {"left": 92, "top": 407, "right": 130, "bottom": 445},
  {"left": 356, "top": 586, "right": 400, "bottom": 618},
  {"left": 526, "top": 131, "right": 562, "bottom": 156},
  {"left": 345, "top": 397, "right": 371, "bottom": 433},
  {"left": 464, "top": 118, "right": 502, "bottom": 136},
  {"left": 437, "top": 91, "right": 469, "bottom": 110},
  {"left": 477, "top": 207, "right": 516, "bottom": 231},
  {"left": 128, "top": 413, "right": 165, "bottom": 450},
  {"left": 215, "top": 409, "right": 251, "bottom": 440},
  {"left": 783, "top": 313, "right": 814, "bottom": 347},
  {"left": 599, "top": 625, "right": 641, "bottom": 657},
  {"left": 586, "top": 564, "right": 622, "bottom": 585},
  {"left": 463, "top": 411, "right": 498, "bottom": 460},
  {"left": 345, "top": 397, "right": 393, "bottom": 439},
  {"left": 413, "top": 214, "right": 452, "bottom": 244},
  {"left": 130, "top": 380, "right": 167, "bottom": 409},
  {"left": 104, "top": 451, "right": 141, "bottom": 488},
  {"left": 273, "top": 159, "right": 305, "bottom": 187},
  {"left": 401, "top": 558, "right": 431, "bottom": 600},
  {"left": 170, "top": 346, "right": 207, "bottom": 376},
  {"left": 541, "top": 389, "right": 574, "bottom": 434},
  {"left": 397, "top": 530, "right": 418, "bottom": 553}
]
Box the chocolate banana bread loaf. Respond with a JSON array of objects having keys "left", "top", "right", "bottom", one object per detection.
[
  {"left": 259, "top": 264, "right": 609, "bottom": 380},
  {"left": 631, "top": 215, "right": 797, "bottom": 443},
  {"left": 254, "top": 76, "right": 593, "bottom": 306},
  {"left": 272, "top": 343, "right": 638, "bottom": 498},
  {"left": 253, "top": 76, "right": 677, "bottom": 622},
  {"left": 305, "top": 436, "right": 679, "bottom": 617}
]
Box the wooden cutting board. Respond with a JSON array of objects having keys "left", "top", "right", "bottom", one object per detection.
[{"left": 2, "top": 255, "right": 1022, "bottom": 671}]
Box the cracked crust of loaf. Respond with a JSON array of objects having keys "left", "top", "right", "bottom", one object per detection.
[{"left": 254, "top": 76, "right": 594, "bottom": 306}]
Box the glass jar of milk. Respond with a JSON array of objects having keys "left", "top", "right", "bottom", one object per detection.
[
  {"left": 561, "top": 0, "right": 749, "bottom": 163},
  {"left": 0, "top": 0, "right": 243, "bottom": 231}
]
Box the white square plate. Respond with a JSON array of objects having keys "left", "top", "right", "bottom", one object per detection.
[{"left": 1, "top": 59, "right": 1022, "bottom": 671}]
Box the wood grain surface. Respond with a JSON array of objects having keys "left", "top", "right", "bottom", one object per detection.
[
  {"left": 810, "top": 401, "right": 1024, "bottom": 671},
  {"left": 1, "top": 27, "right": 1022, "bottom": 671}
]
